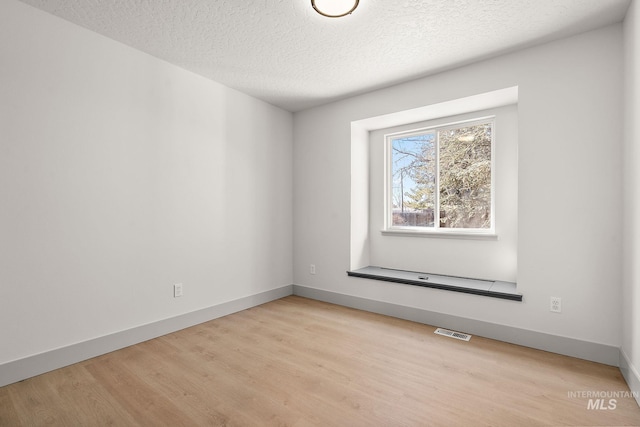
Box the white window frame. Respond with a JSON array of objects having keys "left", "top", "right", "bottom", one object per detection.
[{"left": 383, "top": 116, "right": 496, "bottom": 238}]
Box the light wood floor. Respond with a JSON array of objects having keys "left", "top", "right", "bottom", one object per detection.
[{"left": 1, "top": 296, "right": 640, "bottom": 426}]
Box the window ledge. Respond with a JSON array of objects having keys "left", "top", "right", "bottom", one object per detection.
[
  {"left": 382, "top": 228, "right": 497, "bottom": 240},
  {"left": 347, "top": 266, "right": 521, "bottom": 301}
]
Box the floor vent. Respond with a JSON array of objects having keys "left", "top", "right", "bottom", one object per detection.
[{"left": 434, "top": 328, "right": 471, "bottom": 341}]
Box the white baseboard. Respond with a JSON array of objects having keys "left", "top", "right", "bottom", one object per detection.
[
  {"left": 293, "top": 285, "right": 620, "bottom": 367},
  {"left": 0, "top": 285, "right": 293, "bottom": 387},
  {"left": 1, "top": 283, "right": 628, "bottom": 391},
  {"left": 620, "top": 348, "right": 640, "bottom": 407}
]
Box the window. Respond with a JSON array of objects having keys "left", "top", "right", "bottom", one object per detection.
[{"left": 385, "top": 118, "right": 495, "bottom": 235}]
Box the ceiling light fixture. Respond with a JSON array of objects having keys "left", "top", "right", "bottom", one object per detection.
[{"left": 311, "top": 0, "right": 359, "bottom": 18}]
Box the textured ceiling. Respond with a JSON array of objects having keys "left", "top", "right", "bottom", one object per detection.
[{"left": 18, "top": 0, "right": 631, "bottom": 112}]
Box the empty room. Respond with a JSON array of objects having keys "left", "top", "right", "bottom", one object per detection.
[{"left": 2, "top": 0, "right": 640, "bottom": 425}]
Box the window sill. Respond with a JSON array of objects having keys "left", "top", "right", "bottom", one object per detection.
[
  {"left": 381, "top": 228, "right": 498, "bottom": 240},
  {"left": 347, "top": 266, "right": 521, "bottom": 301}
]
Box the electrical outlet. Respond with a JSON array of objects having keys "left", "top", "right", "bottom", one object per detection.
[
  {"left": 310, "top": 264, "right": 316, "bottom": 275},
  {"left": 174, "top": 283, "right": 183, "bottom": 298},
  {"left": 550, "top": 296, "right": 561, "bottom": 313}
]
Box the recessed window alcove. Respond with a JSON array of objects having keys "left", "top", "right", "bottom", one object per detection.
[{"left": 349, "top": 87, "right": 520, "bottom": 299}]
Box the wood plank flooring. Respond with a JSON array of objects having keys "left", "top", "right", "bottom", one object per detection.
[{"left": 1, "top": 296, "right": 639, "bottom": 426}]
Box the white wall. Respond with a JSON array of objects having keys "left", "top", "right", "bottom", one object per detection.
[
  {"left": 0, "top": 0, "right": 292, "bottom": 364},
  {"left": 623, "top": 0, "right": 640, "bottom": 389},
  {"left": 294, "top": 24, "right": 623, "bottom": 347}
]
